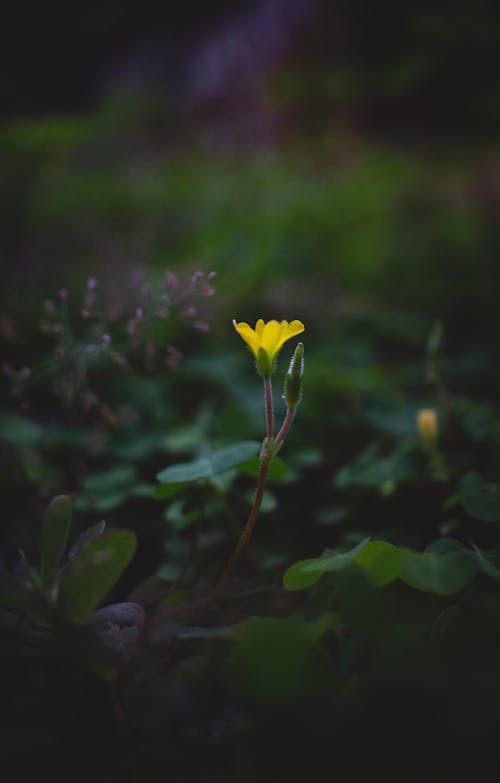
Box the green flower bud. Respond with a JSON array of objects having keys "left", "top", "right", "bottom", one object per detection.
[{"left": 284, "top": 342, "right": 304, "bottom": 409}]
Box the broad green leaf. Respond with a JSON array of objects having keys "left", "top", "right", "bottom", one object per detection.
[
  {"left": 238, "top": 455, "right": 288, "bottom": 481},
  {"left": 68, "top": 520, "right": 106, "bottom": 559},
  {"left": 40, "top": 495, "right": 73, "bottom": 590},
  {"left": 58, "top": 530, "right": 137, "bottom": 625},
  {"left": 284, "top": 536, "right": 488, "bottom": 595},
  {"left": 355, "top": 540, "right": 411, "bottom": 586},
  {"left": 283, "top": 538, "right": 370, "bottom": 591},
  {"left": 460, "top": 473, "right": 500, "bottom": 522},
  {"left": 154, "top": 482, "right": 188, "bottom": 500},
  {"left": 400, "top": 551, "right": 477, "bottom": 595},
  {"left": 84, "top": 466, "right": 137, "bottom": 493},
  {"left": 425, "top": 538, "right": 467, "bottom": 557},
  {"left": 156, "top": 441, "right": 260, "bottom": 484}
]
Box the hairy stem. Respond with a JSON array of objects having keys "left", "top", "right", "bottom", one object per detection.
[
  {"left": 264, "top": 375, "right": 274, "bottom": 441},
  {"left": 274, "top": 406, "right": 295, "bottom": 450},
  {"left": 212, "top": 376, "right": 275, "bottom": 600},
  {"left": 212, "top": 458, "right": 269, "bottom": 601}
]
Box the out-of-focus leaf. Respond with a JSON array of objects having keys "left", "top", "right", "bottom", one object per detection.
[
  {"left": 400, "top": 551, "right": 477, "bottom": 595},
  {"left": 459, "top": 473, "right": 500, "bottom": 522},
  {"left": 283, "top": 539, "right": 370, "bottom": 590},
  {"left": 164, "top": 498, "right": 201, "bottom": 530},
  {"left": 238, "top": 455, "right": 288, "bottom": 481},
  {"left": 58, "top": 530, "right": 137, "bottom": 625},
  {"left": 40, "top": 495, "right": 72, "bottom": 591},
  {"left": 84, "top": 466, "right": 137, "bottom": 494},
  {"left": 354, "top": 540, "right": 411, "bottom": 586},
  {"left": 284, "top": 537, "right": 488, "bottom": 595},
  {"left": 0, "top": 413, "right": 42, "bottom": 446},
  {"left": 334, "top": 442, "right": 427, "bottom": 492},
  {"left": 231, "top": 614, "right": 336, "bottom": 702},
  {"left": 68, "top": 520, "right": 106, "bottom": 559},
  {"left": 76, "top": 466, "right": 143, "bottom": 512},
  {"left": 154, "top": 482, "right": 188, "bottom": 500},
  {"left": 157, "top": 441, "right": 260, "bottom": 484}
]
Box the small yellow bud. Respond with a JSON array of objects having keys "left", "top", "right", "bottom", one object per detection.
[{"left": 417, "top": 408, "right": 438, "bottom": 447}]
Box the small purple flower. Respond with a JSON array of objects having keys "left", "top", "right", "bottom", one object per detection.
[
  {"left": 164, "top": 271, "right": 177, "bottom": 290},
  {"left": 43, "top": 299, "right": 56, "bottom": 315},
  {"left": 87, "top": 278, "right": 98, "bottom": 290},
  {"left": 194, "top": 320, "right": 210, "bottom": 333},
  {"left": 166, "top": 345, "right": 183, "bottom": 369},
  {"left": 58, "top": 288, "right": 69, "bottom": 301}
]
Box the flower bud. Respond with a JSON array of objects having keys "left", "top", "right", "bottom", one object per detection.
[
  {"left": 417, "top": 408, "right": 438, "bottom": 447},
  {"left": 284, "top": 342, "right": 304, "bottom": 409}
]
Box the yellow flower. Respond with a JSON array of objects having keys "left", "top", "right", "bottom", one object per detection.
[{"left": 233, "top": 318, "right": 305, "bottom": 376}]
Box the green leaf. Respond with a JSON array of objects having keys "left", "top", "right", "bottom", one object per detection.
[
  {"left": 283, "top": 538, "right": 370, "bottom": 591},
  {"left": 469, "top": 545, "right": 500, "bottom": 581},
  {"left": 40, "top": 495, "right": 73, "bottom": 591},
  {"left": 0, "top": 571, "right": 36, "bottom": 613},
  {"left": 424, "top": 538, "right": 467, "bottom": 556},
  {"left": 355, "top": 540, "right": 411, "bottom": 586},
  {"left": 57, "top": 530, "right": 137, "bottom": 625},
  {"left": 164, "top": 498, "right": 201, "bottom": 530},
  {"left": 238, "top": 455, "right": 288, "bottom": 481},
  {"left": 76, "top": 466, "right": 139, "bottom": 512},
  {"left": 154, "top": 482, "right": 188, "bottom": 500},
  {"left": 334, "top": 442, "right": 426, "bottom": 492},
  {"left": 68, "top": 520, "right": 106, "bottom": 559},
  {"left": 0, "top": 413, "right": 42, "bottom": 446},
  {"left": 84, "top": 466, "right": 137, "bottom": 494},
  {"left": 284, "top": 536, "right": 486, "bottom": 595},
  {"left": 400, "top": 551, "right": 477, "bottom": 595},
  {"left": 156, "top": 441, "right": 260, "bottom": 484},
  {"left": 459, "top": 473, "right": 500, "bottom": 522}
]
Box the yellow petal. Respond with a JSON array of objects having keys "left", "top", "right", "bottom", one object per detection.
[
  {"left": 255, "top": 319, "right": 265, "bottom": 337},
  {"left": 283, "top": 320, "right": 305, "bottom": 341},
  {"left": 262, "top": 320, "right": 286, "bottom": 358},
  {"left": 233, "top": 320, "right": 261, "bottom": 357}
]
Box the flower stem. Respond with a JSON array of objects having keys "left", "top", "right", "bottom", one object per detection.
[
  {"left": 212, "top": 458, "right": 269, "bottom": 601},
  {"left": 212, "top": 376, "right": 274, "bottom": 601},
  {"left": 274, "top": 406, "right": 295, "bottom": 450},
  {"left": 264, "top": 376, "right": 274, "bottom": 441}
]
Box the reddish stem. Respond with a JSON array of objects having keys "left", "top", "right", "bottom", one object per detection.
[
  {"left": 264, "top": 376, "right": 274, "bottom": 441},
  {"left": 274, "top": 406, "right": 295, "bottom": 450},
  {"left": 212, "top": 375, "right": 275, "bottom": 600},
  {"left": 212, "top": 459, "right": 269, "bottom": 601}
]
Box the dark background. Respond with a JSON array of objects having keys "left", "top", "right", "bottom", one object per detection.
[{"left": 2, "top": 0, "right": 499, "bottom": 137}]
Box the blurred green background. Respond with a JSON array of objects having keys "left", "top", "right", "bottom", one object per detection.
[
  {"left": 2, "top": 3, "right": 500, "bottom": 780},
  {"left": 2, "top": 0, "right": 500, "bottom": 583}
]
